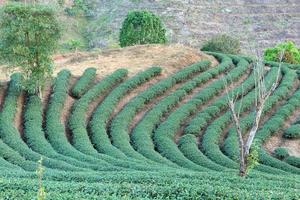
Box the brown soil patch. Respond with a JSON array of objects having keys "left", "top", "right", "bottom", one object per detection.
[
  {"left": 14, "top": 93, "right": 25, "bottom": 138},
  {"left": 61, "top": 76, "right": 77, "bottom": 141},
  {"left": 52, "top": 44, "right": 218, "bottom": 78},
  {"left": 0, "top": 44, "right": 217, "bottom": 81},
  {"left": 264, "top": 105, "right": 300, "bottom": 157}
]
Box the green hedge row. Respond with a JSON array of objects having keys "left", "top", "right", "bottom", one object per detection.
[
  {"left": 224, "top": 67, "right": 300, "bottom": 174},
  {"left": 152, "top": 55, "right": 247, "bottom": 171},
  {"left": 184, "top": 55, "right": 256, "bottom": 136},
  {"left": 131, "top": 55, "right": 233, "bottom": 167},
  {"left": 71, "top": 67, "right": 97, "bottom": 98},
  {"left": 0, "top": 157, "right": 22, "bottom": 170},
  {"left": 108, "top": 61, "right": 212, "bottom": 164},
  {"left": 68, "top": 69, "right": 128, "bottom": 155},
  {"left": 0, "top": 73, "right": 88, "bottom": 172},
  {"left": 45, "top": 70, "right": 124, "bottom": 171},
  {"left": 253, "top": 82, "right": 300, "bottom": 174},
  {"left": 68, "top": 69, "right": 167, "bottom": 171},
  {"left": 285, "top": 156, "right": 300, "bottom": 168},
  {"left": 284, "top": 124, "right": 300, "bottom": 139},
  {"left": 0, "top": 166, "right": 298, "bottom": 199},
  {"left": 0, "top": 173, "right": 298, "bottom": 200},
  {"left": 23, "top": 94, "right": 100, "bottom": 171},
  {"left": 178, "top": 134, "right": 229, "bottom": 171},
  {"left": 89, "top": 67, "right": 164, "bottom": 162}
]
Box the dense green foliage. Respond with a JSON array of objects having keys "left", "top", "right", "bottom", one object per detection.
[
  {"left": 0, "top": 53, "right": 299, "bottom": 199},
  {"left": 0, "top": 3, "right": 61, "bottom": 94},
  {"left": 273, "top": 147, "right": 289, "bottom": 160},
  {"left": 284, "top": 124, "right": 300, "bottom": 139},
  {"left": 264, "top": 41, "right": 300, "bottom": 64},
  {"left": 201, "top": 34, "right": 241, "bottom": 54},
  {"left": 71, "top": 67, "right": 97, "bottom": 98},
  {"left": 119, "top": 11, "right": 167, "bottom": 47}
]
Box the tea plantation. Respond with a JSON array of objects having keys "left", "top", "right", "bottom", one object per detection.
[{"left": 0, "top": 52, "right": 299, "bottom": 199}]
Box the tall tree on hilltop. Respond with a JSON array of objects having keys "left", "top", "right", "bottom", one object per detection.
[{"left": 0, "top": 2, "right": 61, "bottom": 97}]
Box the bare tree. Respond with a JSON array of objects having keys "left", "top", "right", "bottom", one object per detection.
[{"left": 225, "top": 52, "right": 283, "bottom": 176}]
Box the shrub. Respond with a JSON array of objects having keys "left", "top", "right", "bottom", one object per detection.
[
  {"left": 201, "top": 34, "right": 241, "bottom": 54},
  {"left": 264, "top": 41, "right": 300, "bottom": 64},
  {"left": 119, "top": 11, "right": 167, "bottom": 47},
  {"left": 71, "top": 67, "right": 97, "bottom": 98},
  {"left": 273, "top": 147, "right": 289, "bottom": 160},
  {"left": 283, "top": 124, "right": 300, "bottom": 139}
]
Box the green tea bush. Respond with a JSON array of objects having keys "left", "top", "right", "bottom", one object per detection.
[
  {"left": 285, "top": 156, "right": 300, "bottom": 168},
  {"left": 119, "top": 11, "right": 167, "bottom": 47},
  {"left": 264, "top": 41, "right": 300, "bottom": 64},
  {"left": 109, "top": 61, "right": 211, "bottom": 163},
  {"left": 89, "top": 67, "right": 163, "bottom": 161},
  {"left": 283, "top": 124, "right": 300, "bottom": 139},
  {"left": 201, "top": 34, "right": 241, "bottom": 54},
  {"left": 71, "top": 67, "right": 97, "bottom": 98},
  {"left": 273, "top": 147, "right": 289, "bottom": 160}
]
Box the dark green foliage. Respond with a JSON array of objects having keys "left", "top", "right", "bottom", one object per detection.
[
  {"left": 1, "top": 54, "right": 300, "bottom": 199},
  {"left": 69, "top": 69, "right": 128, "bottom": 155},
  {"left": 201, "top": 34, "right": 241, "bottom": 54},
  {"left": 0, "top": 170, "right": 299, "bottom": 200},
  {"left": 152, "top": 55, "right": 249, "bottom": 170},
  {"left": 89, "top": 66, "right": 164, "bottom": 162},
  {"left": 178, "top": 134, "right": 228, "bottom": 171},
  {"left": 109, "top": 61, "right": 211, "bottom": 165},
  {"left": 285, "top": 156, "right": 300, "bottom": 168},
  {"left": 119, "top": 10, "right": 167, "bottom": 47},
  {"left": 264, "top": 41, "right": 300, "bottom": 64},
  {"left": 283, "top": 124, "right": 300, "bottom": 139},
  {"left": 0, "top": 3, "right": 61, "bottom": 94},
  {"left": 64, "top": 0, "right": 89, "bottom": 16},
  {"left": 131, "top": 59, "right": 231, "bottom": 167},
  {"left": 45, "top": 70, "right": 124, "bottom": 171},
  {"left": 273, "top": 147, "right": 289, "bottom": 160},
  {"left": 71, "top": 67, "right": 97, "bottom": 98}
]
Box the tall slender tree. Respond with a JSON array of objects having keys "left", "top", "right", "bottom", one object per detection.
[
  {"left": 225, "top": 52, "right": 283, "bottom": 176},
  {"left": 0, "top": 2, "right": 61, "bottom": 97}
]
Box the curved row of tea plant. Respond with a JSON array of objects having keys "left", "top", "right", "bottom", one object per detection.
[
  {"left": 131, "top": 55, "right": 233, "bottom": 167},
  {"left": 45, "top": 70, "right": 120, "bottom": 171},
  {"left": 152, "top": 56, "right": 248, "bottom": 170},
  {"left": 108, "top": 61, "right": 213, "bottom": 163},
  {"left": 89, "top": 66, "right": 164, "bottom": 162},
  {"left": 200, "top": 66, "right": 283, "bottom": 170},
  {"left": 0, "top": 74, "right": 86, "bottom": 172},
  {"left": 0, "top": 53, "right": 299, "bottom": 199},
  {"left": 71, "top": 67, "right": 97, "bottom": 98}
]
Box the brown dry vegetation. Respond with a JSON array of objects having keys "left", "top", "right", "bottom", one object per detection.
[{"left": 53, "top": 44, "right": 218, "bottom": 78}]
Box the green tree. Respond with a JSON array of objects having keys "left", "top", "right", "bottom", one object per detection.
[
  {"left": 0, "top": 2, "right": 61, "bottom": 96},
  {"left": 119, "top": 10, "right": 167, "bottom": 47}
]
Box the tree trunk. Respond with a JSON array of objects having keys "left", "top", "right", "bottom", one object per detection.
[
  {"left": 239, "top": 149, "right": 247, "bottom": 176},
  {"left": 238, "top": 136, "right": 247, "bottom": 177}
]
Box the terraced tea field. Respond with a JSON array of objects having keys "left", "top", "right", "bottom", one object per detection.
[{"left": 0, "top": 52, "right": 299, "bottom": 199}]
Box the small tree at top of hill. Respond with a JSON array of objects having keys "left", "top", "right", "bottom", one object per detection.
[
  {"left": 201, "top": 34, "right": 241, "bottom": 54},
  {"left": 0, "top": 2, "right": 61, "bottom": 97},
  {"left": 119, "top": 10, "right": 167, "bottom": 47}
]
